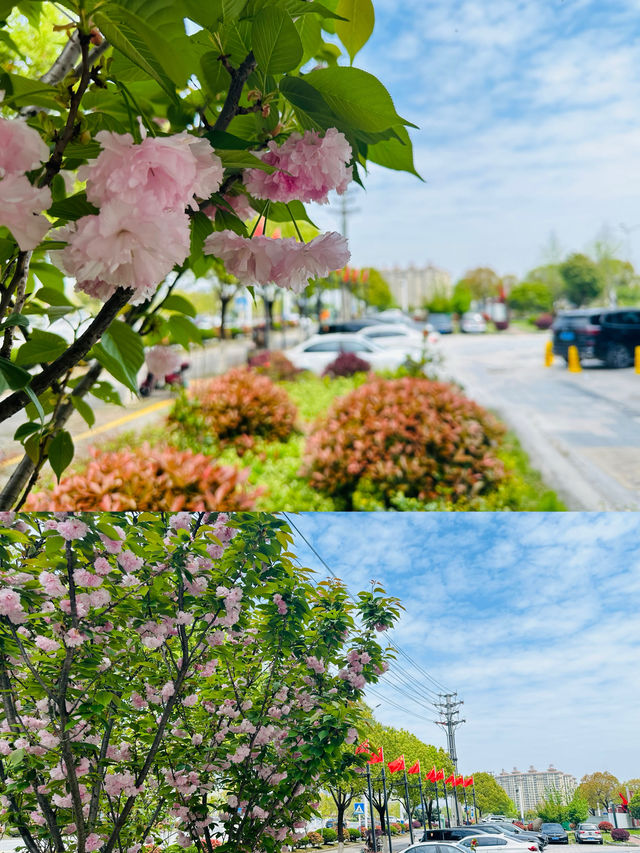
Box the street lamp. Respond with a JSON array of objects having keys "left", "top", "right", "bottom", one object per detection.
[{"left": 256, "top": 283, "right": 277, "bottom": 351}]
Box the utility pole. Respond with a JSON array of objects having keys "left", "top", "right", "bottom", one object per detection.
[
  {"left": 336, "top": 191, "right": 359, "bottom": 320},
  {"left": 435, "top": 693, "right": 465, "bottom": 825}
]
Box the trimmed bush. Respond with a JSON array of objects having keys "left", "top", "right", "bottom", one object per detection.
[
  {"left": 610, "top": 829, "right": 630, "bottom": 842},
  {"left": 348, "top": 827, "right": 361, "bottom": 840},
  {"left": 248, "top": 349, "right": 303, "bottom": 381},
  {"left": 321, "top": 827, "right": 337, "bottom": 842},
  {"left": 25, "top": 443, "right": 259, "bottom": 510},
  {"left": 598, "top": 822, "right": 613, "bottom": 832},
  {"left": 306, "top": 831, "right": 322, "bottom": 846},
  {"left": 303, "top": 376, "right": 505, "bottom": 508},
  {"left": 170, "top": 368, "right": 298, "bottom": 452},
  {"left": 322, "top": 351, "right": 371, "bottom": 377},
  {"left": 534, "top": 313, "right": 554, "bottom": 330}
]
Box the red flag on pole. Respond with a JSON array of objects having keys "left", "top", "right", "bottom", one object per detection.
[
  {"left": 355, "top": 740, "right": 370, "bottom": 755},
  {"left": 619, "top": 792, "right": 629, "bottom": 806},
  {"left": 444, "top": 774, "right": 455, "bottom": 785},
  {"left": 408, "top": 761, "right": 420, "bottom": 775},
  {"left": 368, "top": 747, "right": 383, "bottom": 764},
  {"left": 387, "top": 755, "right": 405, "bottom": 773},
  {"left": 455, "top": 775, "right": 464, "bottom": 787},
  {"left": 464, "top": 776, "right": 474, "bottom": 788},
  {"left": 426, "top": 766, "right": 437, "bottom": 783},
  {"left": 435, "top": 769, "right": 445, "bottom": 781}
]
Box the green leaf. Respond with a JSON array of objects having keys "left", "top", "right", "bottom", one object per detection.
[
  {"left": 0, "top": 356, "right": 31, "bottom": 391},
  {"left": 93, "top": 6, "right": 180, "bottom": 99},
  {"left": 279, "top": 75, "right": 343, "bottom": 132},
  {"left": 71, "top": 396, "right": 96, "bottom": 428},
  {"left": 252, "top": 7, "right": 303, "bottom": 74},
  {"left": 2, "top": 73, "right": 60, "bottom": 111},
  {"left": 161, "top": 294, "right": 197, "bottom": 317},
  {"left": 48, "top": 192, "right": 99, "bottom": 222},
  {"left": 14, "top": 421, "right": 41, "bottom": 442},
  {"left": 48, "top": 430, "right": 74, "bottom": 482},
  {"left": 90, "top": 320, "right": 144, "bottom": 394},
  {"left": 0, "top": 27, "right": 25, "bottom": 59},
  {"left": 15, "top": 330, "right": 68, "bottom": 366},
  {"left": 29, "top": 262, "right": 65, "bottom": 290},
  {"left": 296, "top": 13, "right": 322, "bottom": 62},
  {"left": 366, "top": 125, "right": 422, "bottom": 178},
  {"left": 205, "top": 129, "right": 259, "bottom": 150},
  {"left": 34, "top": 287, "right": 75, "bottom": 307},
  {"left": 335, "top": 0, "right": 374, "bottom": 63},
  {"left": 169, "top": 315, "right": 202, "bottom": 349},
  {"left": 216, "top": 149, "right": 276, "bottom": 172},
  {"left": 303, "top": 66, "right": 416, "bottom": 132},
  {"left": 0, "top": 313, "right": 29, "bottom": 333}
]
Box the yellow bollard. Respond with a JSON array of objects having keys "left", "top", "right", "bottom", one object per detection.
[
  {"left": 635, "top": 346, "right": 640, "bottom": 374},
  {"left": 544, "top": 340, "right": 553, "bottom": 367},
  {"left": 568, "top": 345, "right": 582, "bottom": 373}
]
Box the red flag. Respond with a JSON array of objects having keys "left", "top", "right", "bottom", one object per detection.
[
  {"left": 463, "top": 776, "right": 474, "bottom": 788},
  {"left": 408, "top": 761, "right": 420, "bottom": 775},
  {"left": 426, "top": 765, "right": 437, "bottom": 782},
  {"left": 435, "top": 769, "right": 445, "bottom": 782},
  {"left": 368, "top": 747, "right": 383, "bottom": 765},
  {"left": 387, "top": 755, "right": 405, "bottom": 773},
  {"left": 355, "top": 740, "right": 370, "bottom": 755},
  {"left": 619, "top": 792, "right": 629, "bottom": 806},
  {"left": 444, "top": 774, "right": 455, "bottom": 786},
  {"left": 455, "top": 775, "right": 464, "bottom": 787}
]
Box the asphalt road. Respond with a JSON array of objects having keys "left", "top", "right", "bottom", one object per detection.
[{"left": 436, "top": 331, "right": 640, "bottom": 510}]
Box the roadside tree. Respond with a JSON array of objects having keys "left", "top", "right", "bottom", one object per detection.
[
  {"left": 507, "top": 282, "right": 554, "bottom": 314},
  {"left": 559, "top": 254, "right": 604, "bottom": 306},
  {"left": 577, "top": 772, "right": 621, "bottom": 811},
  {"left": 471, "top": 772, "right": 516, "bottom": 819},
  {"left": 537, "top": 789, "right": 567, "bottom": 824},
  {"left": 0, "top": 0, "right": 418, "bottom": 510},
  {"left": 565, "top": 792, "right": 589, "bottom": 826},
  {"left": 0, "top": 511, "right": 401, "bottom": 853}
]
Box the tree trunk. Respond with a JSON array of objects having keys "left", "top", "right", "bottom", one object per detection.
[{"left": 220, "top": 296, "right": 230, "bottom": 340}]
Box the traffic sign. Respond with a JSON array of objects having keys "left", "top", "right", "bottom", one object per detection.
[{"left": 353, "top": 802, "right": 365, "bottom": 815}]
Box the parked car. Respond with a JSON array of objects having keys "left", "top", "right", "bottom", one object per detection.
[
  {"left": 475, "top": 822, "right": 547, "bottom": 849},
  {"left": 574, "top": 824, "right": 603, "bottom": 844},
  {"left": 552, "top": 308, "right": 640, "bottom": 367},
  {"left": 318, "top": 319, "right": 381, "bottom": 334},
  {"left": 457, "top": 836, "right": 539, "bottom": 853},
  {"left": 429, "top": 312, "right": 455, "bottom": 333},
  {"left": 355, "top": 322, "right": 438, "bottom": 350},
  {"left": 539, "top": 824, "right": 568, "bottom": 844},
  {"left": 460, "top": 312, "right": 487, "bottom": 333},
  {"left": 405, "top": 843, "right": 466, "bottom": 853},
  {"left": 420, "top": 828, "right": 516, "bottom": 843},
  {"left": 283, "top": 333, "right": 411, "bottom": 374}
]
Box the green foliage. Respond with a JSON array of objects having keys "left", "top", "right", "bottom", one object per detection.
[
  {"left": 456, "top": 267, "right": 501, "bottom": 302},
  {"left": 565, "top": 792, "right": 589, "bottom": 826},
  {"left": 170, "top": 368, "right": 299, "bottom": 452},
  {"left": 302, "top": 376, "right": 506, "bottom": 509},
  {"left": 321, "top": 827, "right": 338, "bottom": 842},
  {"left": 508, "top": 281, "right": 554, "bottom": 313},
  {"left": 537, "top": 788, "right": 568, "bottom": 823},
  {"left": 425, "top": 286, "right": 453, "bottom": 314},
  {"left": 629, "top": 792, "right": 640, "bottom": 820},
  {"left": 354, "top": 267, "right": 394, "bottom": 310},
  {"left": 451, "top": 280, "right": 473, "bottom": 315},
  {"left": 576, "top": 772, "right": 621, "bottom": 810},
  {"left": 559, "top": 253, "right": 605, "bottom": 306},
  {"left": 25, "top": 442, "right": 259, "bottom": 510},
  {"left": 469, "top": 772, "right": 516, "bottom": 818}
]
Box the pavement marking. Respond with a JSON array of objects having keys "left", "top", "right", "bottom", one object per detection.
[{"left": 0, "top": 398, "right": 172, "bottom": 470}]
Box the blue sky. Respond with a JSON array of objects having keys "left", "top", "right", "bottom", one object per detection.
[
  {"left": 309, "top": 0, "right": 640, "bottom": 280},
  {"left": 286, "top": 512, "right": 640, "bottom": 783}
]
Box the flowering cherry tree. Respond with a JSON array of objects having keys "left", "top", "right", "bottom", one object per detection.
[
  {"left": 0, "top": 0, "right": 417, "bottom": 509},
  {"left": 0, "top": 511, "right": 401, "bottom": 852}
]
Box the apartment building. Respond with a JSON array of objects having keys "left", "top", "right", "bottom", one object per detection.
[{"left": 494, "top": 765, "right": 578, "bottom": 813}]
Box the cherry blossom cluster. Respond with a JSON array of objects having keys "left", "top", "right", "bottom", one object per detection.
[
  {"left": 56, "top": 130, "right": 223, "bottom": 304},
  {"left": 0, "top": 117, "right": 51, "bottom": 250},
  {"left": 204, "top": 229, "right": 350, "bottom": 293},
  {"left": 244, "top": 128, "right": 352, "bottom": 204}
]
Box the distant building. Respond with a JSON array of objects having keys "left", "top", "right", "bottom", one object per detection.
[
  {"left": 493, "top": 765, "right": 578, "bottom": 813},
  {"left": 380, "top": 264, "right": 452, "bottom": 312}
]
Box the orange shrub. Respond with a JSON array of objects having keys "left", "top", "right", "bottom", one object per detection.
[
  {"left": 248, "top": 349, "right": 303, "bottom": 381},
  {"left": 302, "top": 376, "right": 505, "bottom": 507},
  {"left": 173, "top": 368, "right": 298, "bottom": 451},
  {"left": 25, "top": 443, "right": 259, "bottom": 510}
]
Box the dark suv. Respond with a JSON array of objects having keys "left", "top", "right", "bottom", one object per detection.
[
  {"left": 421, "top": 827, "right": 491, "bottom": 843},
  {"left": 552, "top": 308, "right": 640, "bottom": 367}
]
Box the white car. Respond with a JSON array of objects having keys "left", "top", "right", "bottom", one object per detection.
[
  {"left": 460, "top": 312, "right": 487, "bottom": 333},
  {"left": 283, "top": 333, "right": 411, "bottom": 374},
  {"left": 355, "top": 323, "right": 439, "bottom": 350},
  {"left": 458, "top": 835, "right": 539, "bottom": 853}
]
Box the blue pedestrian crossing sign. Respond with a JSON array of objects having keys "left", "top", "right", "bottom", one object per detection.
[{"left": 353, "top": 802, "right": 365, "bottom": 815}]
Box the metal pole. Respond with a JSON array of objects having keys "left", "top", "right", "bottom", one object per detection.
[
  {"left": 472, "top": 786, "right": 478, "bottom": 824},
  {"left": 434, "top": 781, "right": 441, "bottom": 828},
  {"left": 366, "top": 765, "right": 377, "bottom": 852},
  {"left": 381, "top": 766, "right": 393, "bottom": 853},
  {"left": 443, "top": 780, "right": 451, "bottom": 826},
  {"left": 463, "top": 786, "right": 469, "bottom": 824},
  {"left": 454, "top": 781, "right": 461, "bottom": 824},
  {"left": 418, "top": 776, "right": 428, "bottom": 832},
  {"left": 611, "top": 802, "right": 619, "bottom": 829},
  {"left": 403, "top": 769, "right": 414, "bottom": 844}
]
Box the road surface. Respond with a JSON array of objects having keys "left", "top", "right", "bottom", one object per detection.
[{"left": 437, "top": 331, "right": 640, "bottom": 510}]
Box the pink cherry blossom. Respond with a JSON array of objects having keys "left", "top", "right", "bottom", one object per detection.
[
  {"left": 0, "top": 117, "right": 49, "bottom": 177},
  {"left": 73, "top": 568, "right": 103, "bottom": 588},
  {"left": 117, "top": 551, "right": 143, "bottom": 573},
  {"left": 0, "top": 589, "right": 25, "bottom": 624},
  {"left": 0, "top": 173, "right": 51, "bottom": 250},
  {"left": 58, "top": 202, "right": 190, "bottom": 305},
  {"left": 79, "top": 130, "right": 223, "bottom": 213},
  {"left": 34, "top": 636, "right": 61, "bottom": 653},
  {"left": 145, "top": 345, "right": 182, "bottom": 378},
  {"left": 205, "top": 192, "right": 254, "bottom": 222},
  {"left": 272, "top": 593, "right": 287, "bottom": 615},
  {"left": 38, "top": 571, "right": 66, "bottom": 597},
  {"left": 85, "top": 833, "right": 104, "bottom": 851},
  {"left": 244, "top": 128, "right": 352, "bottom": 204},
  {"left": 56, "top": 519, "right": 89, "bottom": 540},
  {"left": 94, "top": 557, "right": 111, "bottom": 576},
  {"left": 63, "top": 628, "right": 87, "bottom": 648},
  {"left": 204, "top": 229, "right": 350, "bottom": 293}
]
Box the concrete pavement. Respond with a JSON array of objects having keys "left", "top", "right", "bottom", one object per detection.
[{"left": 436, "top": 331, "right": 640, "bottom": 510}]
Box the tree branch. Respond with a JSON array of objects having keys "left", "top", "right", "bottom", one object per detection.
[{"left": 213, "top": 51, "right": 257, "bottom": 133}]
